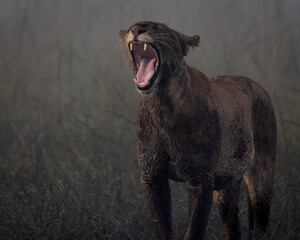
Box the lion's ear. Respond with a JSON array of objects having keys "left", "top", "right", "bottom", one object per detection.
[
  {"left": 178, "top": 33, "right": 200, "bottom": 56},
  {"left": 119, "top": 29, "right": 127, "bottom": 39}
]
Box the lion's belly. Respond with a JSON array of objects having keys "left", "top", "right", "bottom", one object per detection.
[
  {"left": 168, "top": 164, "right": 185, "bottom": 182},
  {"left": 211, "top": 77, "right": 256, "bottom": 188},
  {"left": 214, "top": 118, "right": 255, "bottom": 189}
]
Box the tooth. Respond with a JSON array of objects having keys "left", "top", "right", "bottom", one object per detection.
[
  {"left": 130, "top": 43, "right": 133, "bottom": 51},
  {"left": 144, "top": 43, "right": 147, "bottom": 51},
  {"left": 134, "top": 78, "right": 138, "bottom": 84},
  {"left": 145, "top": 79, "right": 149, "bottom": 85}
]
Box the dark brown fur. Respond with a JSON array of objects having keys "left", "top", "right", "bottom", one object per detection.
[{"left": 120, "top": 22, "right": 276, "bottom": 240}]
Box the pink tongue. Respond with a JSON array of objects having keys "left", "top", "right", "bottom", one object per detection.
[{"left": 136, "top": 58, "right": 156, "bottom": 83}]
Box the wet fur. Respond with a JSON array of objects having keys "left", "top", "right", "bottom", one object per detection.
[{"left": 120, "top": 22, "right": 276, "bottom": 240}]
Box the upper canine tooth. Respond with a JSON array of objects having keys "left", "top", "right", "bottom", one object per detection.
[
  {"left": 130, "top": 43, "right": 133, "bottom": 51},
  {"left": 145, "top": 79, "right": 149, "bottom": 85},
  {"left": 134, "top": 78, "right": 138, "bottom": 84},
  {"left": 144, "top": 43, "right": 147, "bottom": 51}
]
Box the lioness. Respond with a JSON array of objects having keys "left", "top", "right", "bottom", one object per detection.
[{"left": 119, "top": 21, "right": 276, "bottom": 240}]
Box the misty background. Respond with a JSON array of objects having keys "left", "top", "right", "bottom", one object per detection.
[{"left": 0, "top": 0, "right": 299, "bottom": 239}]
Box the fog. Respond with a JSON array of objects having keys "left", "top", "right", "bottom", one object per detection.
[{"left": 0, "top": 0, "right": 299, "bottom": 239}]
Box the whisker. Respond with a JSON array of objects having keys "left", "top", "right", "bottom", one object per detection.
[
  {"left": 155, "top": 39, "right": 174, "bottom": 53},
  {"left": 156, "top": 35, "right": 181, "bottom": 50}
]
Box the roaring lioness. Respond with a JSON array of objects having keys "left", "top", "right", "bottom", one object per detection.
[{"left": 119, "top": 21, "right": 276, "bottom": 240}]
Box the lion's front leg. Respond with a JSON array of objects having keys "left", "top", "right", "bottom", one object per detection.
[
  {"left": 185, "top": 181, "right": 214, "bottom": 240},
  {"left": 141, "top": 174, "right": 173, "bottom": 240}
]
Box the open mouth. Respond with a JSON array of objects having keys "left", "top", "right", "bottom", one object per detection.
[{"left": 129, "top": 41, "right": 160, "bottom": 91}]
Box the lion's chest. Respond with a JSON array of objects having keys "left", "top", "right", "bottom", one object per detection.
[
  {"left": 139, "top": 106, "right": 198, "bottom": 141},
  {"left": 137, "top": 101, "right": 219, "bottom": 160}
]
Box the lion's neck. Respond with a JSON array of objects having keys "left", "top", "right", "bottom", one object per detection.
[
  {"left": 160, "top": 61, "right": 210, "bottom": 101},
  {"left": 140, "top": 60, "right": 211, "bottom": 115}
]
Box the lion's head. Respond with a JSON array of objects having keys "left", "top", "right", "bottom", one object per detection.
[{"left": 119, "top": 21, "right": 200, "bottom": 93}]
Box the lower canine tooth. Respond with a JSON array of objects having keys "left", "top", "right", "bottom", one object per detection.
[
  {"left": 145, "top": 79, "right": 149, "bottom": 85},
  {"left": 130, "top": 43, "right": 133, "bottom": 51},
  {"left": 134, "top": 78, "right": 138, "bottom": 84},
  {"left": 144, "top": 43, "right": 147, "bottom": 51}
]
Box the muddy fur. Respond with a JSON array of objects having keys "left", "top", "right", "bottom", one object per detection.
[{"left": 120, "top": 21, "right": 276, "bottom": 240}]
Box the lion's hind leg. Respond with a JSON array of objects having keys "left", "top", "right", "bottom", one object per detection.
[
  {"left": 213, "top": 181, "right": 242, "bottom": 240},
  {"left": 243, "top": 162, "right": 274, "bottom": 239},
  {"left": 245, "top": 95, "right": 276, "bottom": 239}
]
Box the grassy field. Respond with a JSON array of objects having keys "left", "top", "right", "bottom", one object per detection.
[{"left": 0, "top": 0, "right": 299, "bottom": 239}]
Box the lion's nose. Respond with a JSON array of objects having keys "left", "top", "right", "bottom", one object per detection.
[{"left": 131, "top": 26, "right": 147, "bottom": 36}]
